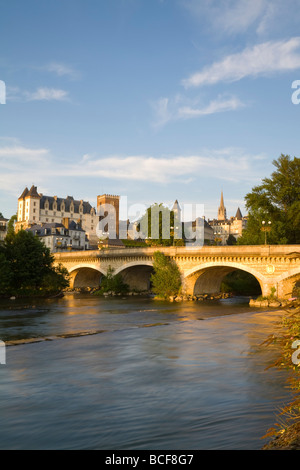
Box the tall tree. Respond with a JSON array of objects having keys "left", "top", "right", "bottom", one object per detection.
[
  {"left": 138, "top": 203, "right": 184, "bottom": 246},
  {"left": 238, "top": 154, "right": 300, "bottom": 245}
]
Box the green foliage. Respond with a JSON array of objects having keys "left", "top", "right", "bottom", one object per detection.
[
  {"left": 138, "top": 203, "right": 184, "bottom": 246},
  {"left": 6, "top": 214, "right": 17, "bottom": 240},
  {"left": 150, "top": 251, "right": 182, "bottom": 299},
  {"left": 94, "top": 266, "right": 129, "bottom": 295},
  {"left": 238, "top": 154, "right": 300, "bottom": 245},
  {"left": 0, "top": 246, "right": 13, "bottom": 294},
  {"left": 0, "top": 230, "right": 69, "bottom": 296},
  {"left": 121, "top": 239, "right": 148, "bottom": 248},
  {"left": 220, "top": 270, "right": 261, "bottom": 295},
  {"left": 226, "top": 234, "right": 237, "bottom": 245}
]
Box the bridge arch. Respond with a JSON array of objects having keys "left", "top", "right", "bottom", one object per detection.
[
  {"left": 183, "top": 262, "right": 265, "bottom": 296},
  {"left": 68, "top": 264, "right": 106, "bottom": 289},
  {"left": 115, "top": 261, "right": 154, "bottom": 292}
]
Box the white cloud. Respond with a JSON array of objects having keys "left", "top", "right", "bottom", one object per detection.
[
  {"left": 152, "top": 94, "right": 245, "bottom": 127},
  {"left": 214, "top": 0, "right": 267, "bottom": 34},
  {"left": 0, "top": 146, "right": 48, "bottom": 159},
  {"left": 182, "top": 37, "right": 300, "bottom": 88},
  {"left": 0, "top": 142, "right": 266, "bottom": 190},
  {"left": 66, "top": 148, "right": 264, "bottom": 184},
  {"left": 45, "top": 62, "right": 79, "bottom": 79},
  {"left": 177, "top": 96, "right": 245, "bottom": 118},
  {"left": 24, "top": 87, "right": 69, "bottom": 101},
  {"left": 6, "top": 86, "right": 69, "bottom": 102},
  {"left": 181, "top": 0, "right": 299, "bottom": 36}
]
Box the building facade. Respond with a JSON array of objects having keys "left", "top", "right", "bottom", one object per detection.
[
  {"left": 26, "top": 220, "right": 89, "bottom": 253},
  {"left": 0, "top": 216, "right": 8, "bottom": 242},
  {"left": 15, "top": 185, "right": 104, "bottom": 247},
  {"left": 208, "top": 192, "right": 248, "bottom": 245}
]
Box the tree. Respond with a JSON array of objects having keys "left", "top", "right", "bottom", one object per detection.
[
  {"left": 138, "top": 203, "right": 184, "bottom": 246},
  {"left": 0, "top": 230, "right": 69, "bottom": 296},
  {"left": 238, "top": 154, "right": 300, "bottom": 245},
  {"left": 227, "top": 234, "right": 237, "bottom": 245},
  {"left": 150, "top": 251, "right": 182, "bottom": 299},
  {"left": 6, "top": 214, "right": 17, "bottom": 239},
  {"left": 0, "top": 245, "right": 12, "bottom": 294}
]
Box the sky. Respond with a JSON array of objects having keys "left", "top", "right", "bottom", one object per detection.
[{"left": 1, "top": 0, "right": 300, "bottom": 221}]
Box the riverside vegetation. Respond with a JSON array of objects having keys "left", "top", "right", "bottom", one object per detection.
[
  {"left": 0, "top": 229, "right": 69, "bottom": 298},
  {"left": 261, "top": 299, "right": 300, "bottom": 450}
]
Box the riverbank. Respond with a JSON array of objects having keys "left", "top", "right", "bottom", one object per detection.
[
  {"left": 263, "top": 422, "right": 300, "bottom": 450},
  {"left": 262, "top": 299, "right": 300, "bottom": 450}
]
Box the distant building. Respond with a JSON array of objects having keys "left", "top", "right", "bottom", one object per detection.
[
  {"left": 15, "top": 185, "right": 124, "bottom": 248},
  {"left": 26, "top": 220, "right": 89, "bottom": 253},
  {"left": 0, "top": 216, "right": 8, "bottom": 242},
  {"left": 208, "top": 192, "right": 248, "bottom": 245},
  {"left": 97, "top": 194, "right": 120, "bottom": 239}
]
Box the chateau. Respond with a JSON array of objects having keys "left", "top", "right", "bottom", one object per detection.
[{"left": 15, "top": 185, "right": 121, "bottom": 248}]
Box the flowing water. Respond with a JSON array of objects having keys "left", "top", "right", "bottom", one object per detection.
[{"left": 0, "top": 294, "right": 292, "bottom": 450}]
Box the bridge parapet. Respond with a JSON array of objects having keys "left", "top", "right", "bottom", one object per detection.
[{"left": 54, "top": 245, "right": 300, "bottom": 299}]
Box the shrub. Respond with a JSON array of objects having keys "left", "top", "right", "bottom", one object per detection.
[
  {"left": 150, "top": 251, "right": 181, "bottom": 299},
  {"left": 94, "top": 266, "right": 129, "bottom": 295}
]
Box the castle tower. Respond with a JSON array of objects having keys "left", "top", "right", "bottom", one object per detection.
[
  {"left": 97, "top": 194, "right": 120, "bottom": 238},
  {"left": 16, "top": 185, "right": 41, "bottom": 231},
  {"left": 218, "top": 191, "right": 227, "bottom": 221}
]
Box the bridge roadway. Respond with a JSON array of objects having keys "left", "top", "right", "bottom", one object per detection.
[{"left": 54, "top": 245, "right": 300, "bottom": 299}]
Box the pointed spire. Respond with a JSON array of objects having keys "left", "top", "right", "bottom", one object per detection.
[
  {"left": 218, "top": 191, "right": 227, "bottom": 220},
  {"left": 235, "top": 207, "right": 243, "bottom": 220},
  {"left": 172, "top": 199, "right": 180, "bottom": 211},
  {"left": 19, "top": 187, "right": 29, "bottom": 199},
  {"left": 220, "top": 190, "right": 224, "bottom": 207}
]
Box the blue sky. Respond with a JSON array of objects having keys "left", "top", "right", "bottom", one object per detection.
[{"left": 1, "top": 0, "right": 300, "bottom": 220}]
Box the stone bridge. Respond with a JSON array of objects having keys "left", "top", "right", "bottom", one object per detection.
[{"left": 54, "top": 245, "right": 300, "bottom": 299}]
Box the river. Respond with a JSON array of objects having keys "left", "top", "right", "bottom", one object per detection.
[{"left": 0, "top": 294, "right": 292, "bottom": 450}]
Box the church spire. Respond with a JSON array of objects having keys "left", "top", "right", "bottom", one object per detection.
[{"left": 218, "top": 191, "right": 227, "bottom": 220}]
